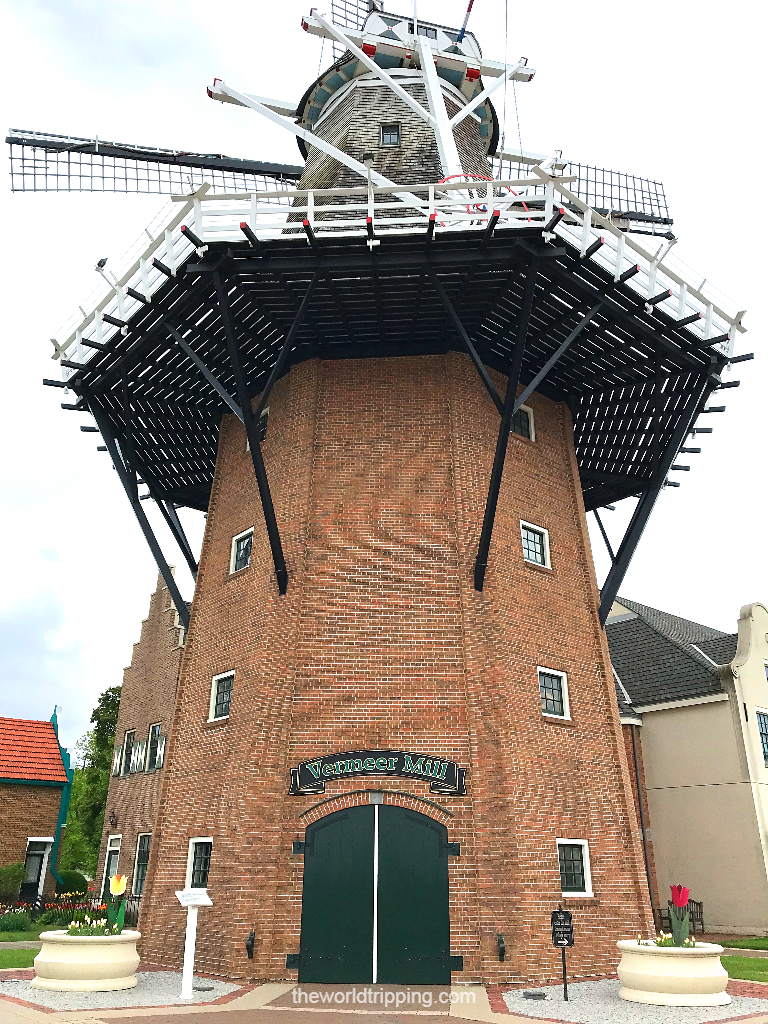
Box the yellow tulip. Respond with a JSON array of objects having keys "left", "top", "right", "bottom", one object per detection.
[{"left": 109, "top": 874, "right": 127, "bottom": 896}]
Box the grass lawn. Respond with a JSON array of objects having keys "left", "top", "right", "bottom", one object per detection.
[
  {"left": 0, "top": 948, "right": 36, "bottom": 969},
  {"left": 0, "top": 925, "right": 47, "bottom": 943},
  {"left": 721, "top": 937, "right": 768, "bottom": 951},
  {"left": 722, "top": 956, "right": 768, "bottom": 983}
]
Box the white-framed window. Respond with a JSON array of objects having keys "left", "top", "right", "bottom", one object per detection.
[
  {"left": 102, "top": 834, "right": 121, "bottom": 898},
  {"left": 147, "top": 723, "right": 162, "bottom": 771},
  {"left": 556, "top": 838, "right": 593, "bottom": 897},
  {"left": 230, "top": 529, "right": 254, "bottom": 574},
  {"left": 510, "top": 404, "right": 535, "bottom": 442},
  {"left": 133, "top": 833, "right": 151, "bottom": 896},
  {"left": 209, "top": 671, "right": 234, "bottom": 721},
  {"left": 186, "top": 837, "right": 213, "bottom": 889},
  {"left": 21, "top": 839, "right": 53, "bottom": 901},
  {"left": 538, "top": 667, "right": 570, "bottom": 720},
  {"left": 121, "top": 731, "right": 135, "bottom": 776},
  {"left": 380, "top": 123, "right": 401, "bottom": 146},
  {"left": 520, "top": 520, "right": 551, "bottom": 567}
]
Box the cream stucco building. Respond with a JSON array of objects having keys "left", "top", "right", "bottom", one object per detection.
[{"left": 607, "top": 598, "right": 768, "bottom": 935}]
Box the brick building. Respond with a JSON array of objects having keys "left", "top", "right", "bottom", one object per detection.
[
  {"left": 49, "top": 0, "right": 746, "bottom": 993},
  {"left": 0, "top": 712, "right": 73, "bottom": 901},
  {"left": 95, "top": 575, "right": 185, "bottom": 900}
]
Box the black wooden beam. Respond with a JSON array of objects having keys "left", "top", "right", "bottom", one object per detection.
[
  {"left": 213, "top": 271, "right": 289, "bottom": 595},
  {"left": 90, "top": 400, "right": 191, "bottom": 632},
  {"left": 428, "top": 267, "right": 504, "bottom": 415},
  {"left": 254, "top": 272, "right": 318, "bottom": 420},
  {"left": 164, "top": 320, "right": 244, "bottom": 421},
  {"left": 598, "top": 374, "right": 713, "bottom": 624},
  {"left": 513, "top": 302, "right": 604, "bottom": 413},
  {"left": 593, "top": 509, "right": 615, "bottom": 562},
  {"left": 156, "top": 498, "right": 199, "bottom": 581},
  {"left": 474, "top": 262, "right": 538, "bottom": 590}
]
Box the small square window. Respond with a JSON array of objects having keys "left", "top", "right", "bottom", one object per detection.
[
  {"left": 230, "top": 529, "right": 253, "bottom": 574},
  {"left": 521, "top": 521, "right": 550, "bottom": 567},
  {"left": 539, "top": 668, "right": 569, "bottom": 719},
  {"left": 556, "top": 839, "right": 592, "bottom": 896},
  {"left": 381, "top": 123, "right": 401, "bottom": 146},
  {"left": 186, "top": 838, "right": 213, "bottom": 889},
  {"left": 757, "top": 711, "right": 768, "bottom": 767},
  {"left": 210, "top": 671, "right": 234, "bottom": 721},
  {"left": 511, "top": 407, "right": 533, "bottom": 440}
]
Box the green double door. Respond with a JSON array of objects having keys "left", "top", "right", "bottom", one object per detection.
[{"left": 298, "top": 804, "right": 451, "bottom": 984}]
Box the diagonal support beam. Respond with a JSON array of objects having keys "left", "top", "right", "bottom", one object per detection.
[
  {"left": 428, "top": 267, "right": 504, "bottom": 414},
  {"left": 155, "top": 497, "right": 199, "bottom": 581},
  {"left": 593, "top": 509, "right": 615, "bottom": 563},
  {"left": 513, "top": 302, "right": 604, "bottom": 413},
  {"left": 254, "top": 272, "right": 318, "bottom": 420},
  {"left": 90, "top": 400, "right": 191, "bottom": 632},
  {"left": 474, "top": 263, "right": 538, "bottom": 590},
  {"left": 598, "top": 374, "right": 713, "bottom": 624},
  {"left": 164, "top": 320, "right": 243, "bottom": 421},
  {"left": 213, "top": 271, "right": 289, "bottom": 595}
]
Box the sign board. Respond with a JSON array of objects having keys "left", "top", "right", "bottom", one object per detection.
[
  {"left": 176, "top": 888, "right": 213, "bottom": 908},
  {"left": 551, "top": 908, "right": 574, "bottom": 947},
  {"left": 290, "top": 749, "right": 466, "bottom": 796}
]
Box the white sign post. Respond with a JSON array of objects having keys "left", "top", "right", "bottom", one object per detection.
[{"left": 176, "top": 888, "right": 213, "bottom": 1000}]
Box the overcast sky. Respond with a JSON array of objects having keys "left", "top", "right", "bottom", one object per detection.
[{"left": 0, "top": 0, "right": 764, "bottom": 756}]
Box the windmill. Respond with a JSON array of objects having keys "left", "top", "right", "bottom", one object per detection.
[{"left": 21, "top": 0, "right": 753, "bottom": 987}]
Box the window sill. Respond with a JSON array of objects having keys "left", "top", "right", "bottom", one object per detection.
[
  {"left": 543, "top": 715, "right": 575, "bottom": 728},
  {"left": 561, "top": 895, "right": 598, "bottom": 906},
  {"left": 524, "top": 560, "right": 553, "bottom": 574},
  {"left": 226, "top": 565, "right": 251, "bottom": 580},
  {"left": 203, "top": 717, "right": 229, "bottom": 730}
]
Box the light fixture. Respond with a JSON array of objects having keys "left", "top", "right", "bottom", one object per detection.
[{"left": 108, "top": 811, "right": 118, "bottom": 829}]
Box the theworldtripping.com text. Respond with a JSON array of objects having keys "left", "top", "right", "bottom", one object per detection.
[{"left": 291, "top": 986, "right": 476, "bottom": 1007}]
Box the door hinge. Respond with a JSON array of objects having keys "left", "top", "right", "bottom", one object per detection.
[
  {"left": 447, "top": 842, "right": 461, "bottom": 856},
  {"left": 292, "top": 841, "right": 306, "bottom": 854},
  {"left": 449, "top": 955, "right": 464, "bottom": 971},
  {"left": 286, "top": 953, "right": 301, "bottom": 968}
]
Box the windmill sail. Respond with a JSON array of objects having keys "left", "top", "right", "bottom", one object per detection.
[{"left": 6, "top": 129, "right": 302, "bottom": 195}]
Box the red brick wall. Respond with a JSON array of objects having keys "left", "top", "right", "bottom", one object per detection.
[
  {"left": 0, "top": 784, "right": 63, "bottom": 897},
  {"left": 622, "top": 723, "right": 660, "bottom": 908},
  {"left": 139, "top": 353, "right": 653, "bottom": 984},
  {"left": 95, "top": 576, "right": 184, "bottom": 897}
]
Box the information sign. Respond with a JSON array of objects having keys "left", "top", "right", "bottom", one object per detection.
[{"left": 550, "top": 908, "right": 574, "bottom": 947}]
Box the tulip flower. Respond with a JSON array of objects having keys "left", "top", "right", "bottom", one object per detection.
[
  {"left": 109, "top": 874, "right": 128, "bottom": 896},
  {"left": 670, "top": 884, "right": 690, "bottom": 908}
]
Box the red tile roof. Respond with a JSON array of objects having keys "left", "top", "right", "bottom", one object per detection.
[{"left": 0, "top": 718, "right": 68, "bottom": 783}]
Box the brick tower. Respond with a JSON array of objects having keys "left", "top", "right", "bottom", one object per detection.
[{"left": 48, "top": 0, "right": 746, "bottom": 991}]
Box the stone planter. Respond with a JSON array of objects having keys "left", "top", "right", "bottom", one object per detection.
[
  {"left": 32, "top": 930, "right": 140, "bottom": 991},
  {"left": 616, "top": 939, "right": 730, "bottom": 1006}
]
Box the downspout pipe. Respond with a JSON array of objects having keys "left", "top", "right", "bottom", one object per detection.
[
  {"left": 49, "top": 708, "right": 74, "bottom": 888},
  {"left": 630, "top": 721, "right": 654, "bottom": 908}
]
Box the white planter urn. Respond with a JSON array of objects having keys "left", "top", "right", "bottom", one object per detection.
[
  {"left": 616, "top": 939, "right": 730, "bottom": 1006},
  {"left": 32, "top": 930, "right": 140, "bottom": 991}
]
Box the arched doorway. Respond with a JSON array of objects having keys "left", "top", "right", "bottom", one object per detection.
[{"left": 298, "top": 804, "right": 451, "bottom": 984}]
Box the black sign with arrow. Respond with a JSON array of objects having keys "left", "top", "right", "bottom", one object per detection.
[{"left": 551, "top": 906, "right": 573, "bottom": 1001}]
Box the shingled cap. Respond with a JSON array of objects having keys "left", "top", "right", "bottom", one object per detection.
[{"left": 0, "top": 718, "right": 69, "bottom": 783}]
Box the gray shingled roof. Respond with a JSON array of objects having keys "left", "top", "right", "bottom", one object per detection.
[{"left": 607, "top": 597, "right": 737, "bottom": 711}]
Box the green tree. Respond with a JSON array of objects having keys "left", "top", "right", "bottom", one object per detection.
[{"left": 59, "top": 686, "right": 121, "bottom": 877}]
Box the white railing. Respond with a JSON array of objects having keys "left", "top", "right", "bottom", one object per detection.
[{"left": 53, "top": 173, "right": 746, "bottom": 379}]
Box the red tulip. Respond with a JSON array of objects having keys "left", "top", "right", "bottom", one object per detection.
[{"left": 670, "top": 884, "right": 690, "bottom": 908}]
